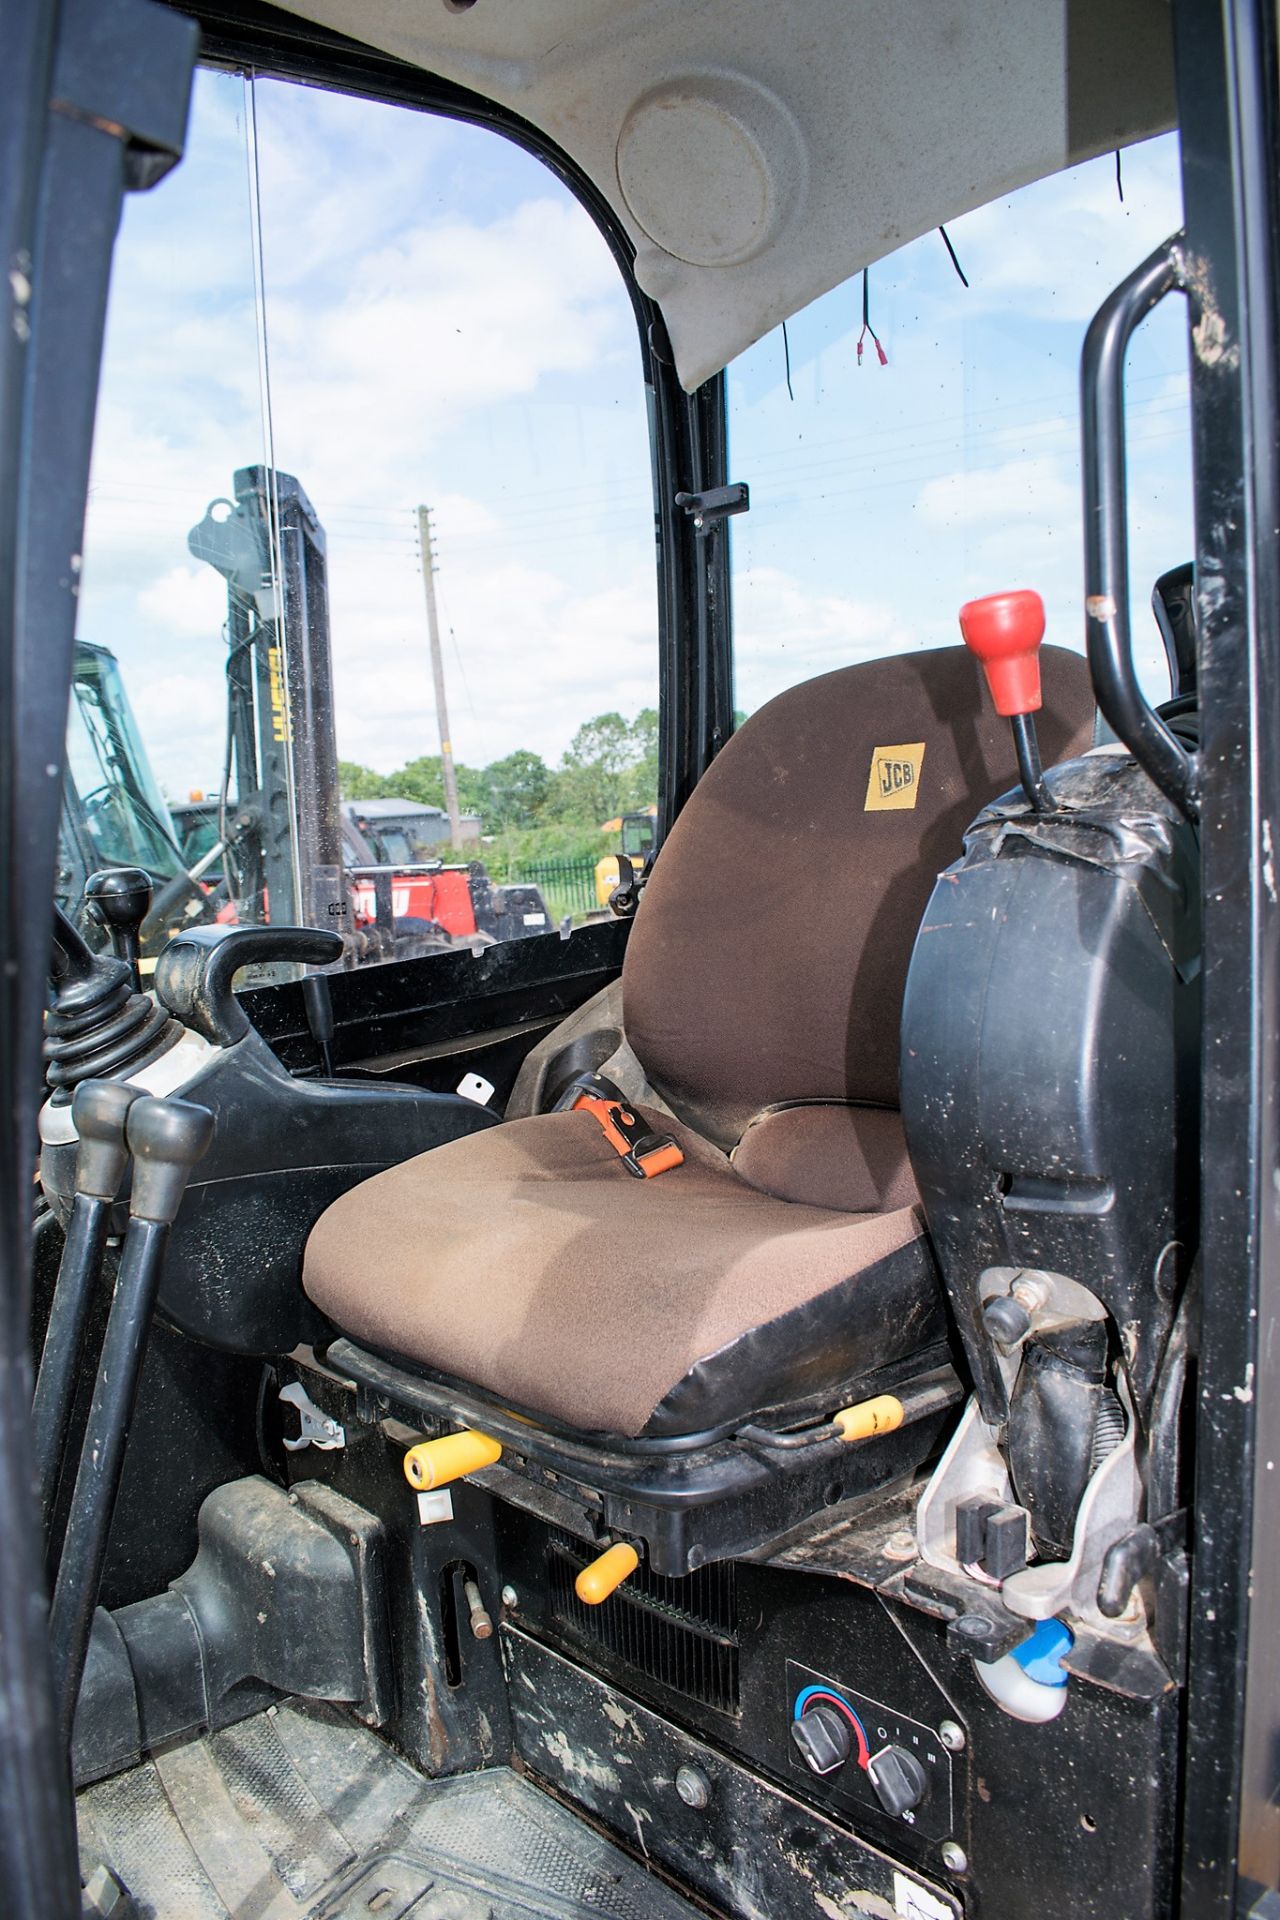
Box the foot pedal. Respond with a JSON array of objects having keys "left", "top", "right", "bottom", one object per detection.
[{"left": 81, "top": 1862, "right": 129, "bottom": 1920}]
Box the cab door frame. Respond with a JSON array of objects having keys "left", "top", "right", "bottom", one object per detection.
[{"left": 1173, "top": 0, "right": 1280, "bottom": 1908}]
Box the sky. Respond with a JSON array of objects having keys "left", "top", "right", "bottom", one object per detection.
[{"left": 78, "top": 69, "right": 1190, "bottom": 800}]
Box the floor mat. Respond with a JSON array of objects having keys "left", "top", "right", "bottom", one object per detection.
[{"left": 77, "top": 1701, "right": 705, "bottom": 1920}]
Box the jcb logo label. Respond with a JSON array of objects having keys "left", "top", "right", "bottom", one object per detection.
[
  {"left": 879, "top": 759, "right": 915, "bottom": 797},
  {"left": 865, "top": 742, "right": 926, "bottom": 812}
]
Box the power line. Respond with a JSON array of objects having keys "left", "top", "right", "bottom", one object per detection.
[{"left": 82, "top": 364, "right": 1189, "bottom": 541}]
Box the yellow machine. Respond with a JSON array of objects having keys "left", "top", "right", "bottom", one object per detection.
[{"left": 594, "top": 806, "right": 656, "bottom": 908}]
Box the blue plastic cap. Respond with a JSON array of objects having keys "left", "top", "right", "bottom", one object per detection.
[{"left": 1011, "top": 1618, "right": 1073, "bottom": 1687}]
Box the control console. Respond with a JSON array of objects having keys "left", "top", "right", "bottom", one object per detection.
[{"left": 786, "top": 1661, "right": 954, "bottom": 1842}]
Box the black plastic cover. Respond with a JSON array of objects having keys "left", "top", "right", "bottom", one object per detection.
[
  {"left": 900, "top": 750, "right": 1200, "bottom": 1426},
  {"left": 42, "top": 1025, "right": 497, "bottom": 1353}
]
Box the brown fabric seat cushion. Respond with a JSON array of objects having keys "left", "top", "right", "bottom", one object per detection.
[
  {"left": 731, "top": 1105, "right": 919, "bottom": 1213},
  {"left": 623, "top": 644, "right": 1096, "bottom": 1151},
  {"left": 303, "top": 1104, "right": 942, "bottom": 1439}
]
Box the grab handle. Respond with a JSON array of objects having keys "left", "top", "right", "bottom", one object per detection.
[{"left": 1081, "top": 232, "right": 1199, "bottom": 821}]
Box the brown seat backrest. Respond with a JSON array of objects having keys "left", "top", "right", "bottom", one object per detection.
[{"left": 623, "top": 643, "right": 1096, "bottom": 1151}]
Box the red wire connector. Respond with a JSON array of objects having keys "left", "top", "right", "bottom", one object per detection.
[{"left": 857, "top": 268, "right": 888, "bottom": 366}]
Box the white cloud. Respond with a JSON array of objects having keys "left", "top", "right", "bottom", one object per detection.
[
  {"left": 138, "top": 564, "right": 228, "bottom": 639},
  {"left": 920, "top": 136, "right": 1185, "bottom": 326},
  {"left": 327, "top": 551, "right": 660, "bottom": 773},
  {"left": 127, "top": 674, "right": 227, "bottom": 798},
  {"left": 734, "top": 566, "right": 914, "bottom": 713},
  {"left": 430, "top": 493, "right": 501, "bottom": 542},
  {"left": 916, "top": 457, "right": 1079, "bottom": 534},
  {"left": 261, "top": 196, "right": 630, "bottom": 512}
]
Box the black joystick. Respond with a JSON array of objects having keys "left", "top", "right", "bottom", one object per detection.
[
  {"left": 46, "top": 905, "right": 176, "bottom": 1094},
  {"left": 32, "top": 1079, "right": 144, "bottom": 1533},
  {"left": 85, "top": 867, "right": 153, "bottom": 989},
  {"left": 49, "top": 1094, "right": 214, "bottom": 1740}
]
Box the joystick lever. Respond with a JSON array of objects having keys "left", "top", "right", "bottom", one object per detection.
[
  {"left": 85, "top": 867, "right": 153, "bottom": 989},
  {"left": 48, "top": 1095, "right": 214, "bottom": 1743},
  {"left": 958, "top": 589, "right": 1050, "bottom": 812}
]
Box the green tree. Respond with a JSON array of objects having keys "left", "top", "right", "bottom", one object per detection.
[
  {"left": 338, "top": 760, "right": 391, "bottom": 799},
  {"left": 622, "top": 706, "right": 659, "bottom": 810},
  {"left": 482, "top": 749, "right": 551, "bottom": 830},
  {"left": 392, "top": 755, "right": 486, "bottom": 817},
  {"left": 552, "top": 711, "right": 636, "bottom": 825},
  {"left": 394, "top": 755, "right": 446, "bottom": 808}
]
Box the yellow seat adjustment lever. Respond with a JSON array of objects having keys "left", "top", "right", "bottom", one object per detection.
[
  {"left": 832, "top": 1394, "right": 905, "bottom": 1443},
  {"left": 574, "top": 1541, "right": 640, "bottom": 1606},
  {"left": 403, "top": 1428, "right": 502, "bottom": 1490}
]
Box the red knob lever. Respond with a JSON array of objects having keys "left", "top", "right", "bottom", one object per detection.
[{"left": 958, "top": 589, "right": 1045, "bottom": 717}]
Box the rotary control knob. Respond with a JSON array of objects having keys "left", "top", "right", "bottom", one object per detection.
[
  {"left": 789, "top": 1703, "right": 852, "bottom": 1776},
  {"left": 867, "top": 1744, "right": 930, "bottom": 1819}
]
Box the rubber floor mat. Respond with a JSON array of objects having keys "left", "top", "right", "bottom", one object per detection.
[{"left": 77, "top": 1701, "right": 704, "bottom": 1920}]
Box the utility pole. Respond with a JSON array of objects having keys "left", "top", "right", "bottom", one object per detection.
[{"left": 416, "top": 503, "right": 462, "bottom": 846}]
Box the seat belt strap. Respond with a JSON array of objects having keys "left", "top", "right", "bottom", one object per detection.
[{"left": 555, "top": 1071, "right": 684, "bottom": 1180}]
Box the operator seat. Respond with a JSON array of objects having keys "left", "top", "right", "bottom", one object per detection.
[{"left": 304, "top": 646, "right": 1095, "bottom": 1442}]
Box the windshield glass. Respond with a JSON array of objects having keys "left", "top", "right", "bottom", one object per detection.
[
  {"left": 727, "top": 134, "right": 1188, "bottom": 720},
  {"left": 621, "top": 814, "right": 655, "bottom": 860},
  {"left": 66, "top": 645, "right": 186, "bottom": 879},
  {"left": 74, "top": 68, "right": 656, "bottom": 971}
]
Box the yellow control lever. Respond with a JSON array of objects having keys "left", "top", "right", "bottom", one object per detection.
[
  {"left": 832, "top": 1394, "right": 905, "bottom": 1443},
  {"left": 574, "top": 1542, "right": 640, "bottom": 1605},
  {"left": 402, "top": 1428, "right": 502, "bottom": 1490}
]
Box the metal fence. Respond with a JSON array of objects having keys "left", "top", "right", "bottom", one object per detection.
[{"left": 506, "top": 855, "right": 599, "bottom": 922}]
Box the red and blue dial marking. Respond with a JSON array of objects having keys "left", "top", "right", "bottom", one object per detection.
[{"left": 792, "top": 1685, "right": 871, "bottom": 1770}]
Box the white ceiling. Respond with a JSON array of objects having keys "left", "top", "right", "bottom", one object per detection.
[{"left": 269, "top": 0, "right": 1176, "bottom": 390}]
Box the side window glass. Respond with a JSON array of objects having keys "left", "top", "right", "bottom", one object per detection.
[
  {"left": 74, "top": 72, "right": 657, "bottom": 974},
  {"left": 74, "top": 71, "right": 277, "bottom": 961},
  {"left": 727, "top": 134, "right": 1190, "bottom": 725}
]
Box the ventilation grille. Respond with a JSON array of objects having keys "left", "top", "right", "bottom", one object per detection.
[{"left": 546, "top": 1533, "right": 740, "bottom": 1715}]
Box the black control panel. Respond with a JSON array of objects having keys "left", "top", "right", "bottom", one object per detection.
[{"left": 786, "top": 1660, "right": 954, "bottom": 1842}]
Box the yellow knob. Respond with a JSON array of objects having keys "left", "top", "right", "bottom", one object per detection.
[
  {"left": 574, "top": 1542, "right": 640, "bottom": 1605},
  {"left": 403, "top": 1429, "right": 502, "bottom": 1489},
  {"left": 833, "top": 1394, "right": 905, "bottom": 1443}
]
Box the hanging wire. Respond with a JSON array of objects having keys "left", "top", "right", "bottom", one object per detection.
[
  {"left": 433, "top": 569, "right": 481, "bottom": 735},
  {"left": 244, "top": 72, "right": 303, "bottom": 910},
  {"left": 938, "top": 225, "right": 970, "bottom": 288},
  {"left": 244, "top": 74, "right": 285, "bottom": 612},
  {"left": 856, "top": 268, "right": 888, "bottom": 366},
  {"left": 1115, "top": 149, "right": 1125, "bottom": 203},
  {"left": 782, "top": 320, "right": 795, "bottom": 402}
]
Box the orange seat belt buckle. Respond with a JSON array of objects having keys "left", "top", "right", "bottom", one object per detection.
[{"left": 559, "top": 1071, "right": 684, "bottom": 1179}]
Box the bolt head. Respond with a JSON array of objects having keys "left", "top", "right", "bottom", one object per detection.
[
  {"left": 675, "top": 1764, "right": 711, "bottom": 1810},
  {"left": 938, "top": 1719, "right": 966, "bottom": 1753},
  {"left": 882, "top": 1528, "right": 917, "bottom": 1562},
  {"left": 952, "top": 1613, "right": 995, "bottom": 1644},
  {"left": 501, "top": 1585, "right": 519, "bottom": 1608},
  {"left": 941, "top": 1842, "right": 968, "bottom": 1875}
]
